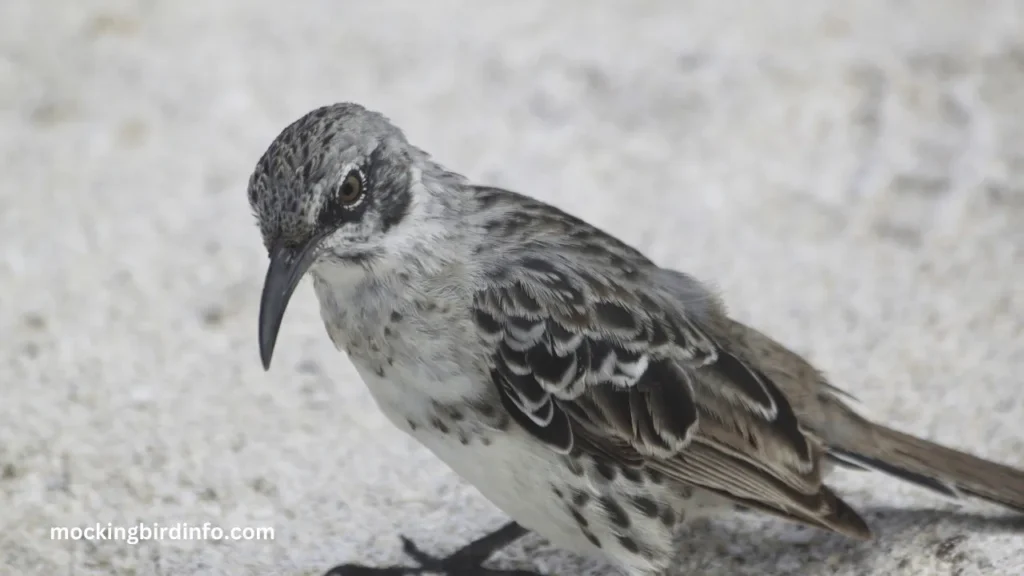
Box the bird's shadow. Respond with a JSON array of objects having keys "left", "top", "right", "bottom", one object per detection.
[
  {"left": 503, "top": 506, "right": 1024, "bottom": 575},
  {"left": 670, "top": 506, "right": 1022, "bottom": 576}
]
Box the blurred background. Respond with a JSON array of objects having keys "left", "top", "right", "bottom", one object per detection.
[{"left": 1, "top": 1, "right": 1022, "bottom": 575}]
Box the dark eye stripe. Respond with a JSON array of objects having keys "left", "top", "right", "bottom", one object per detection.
[{"left": 372, "top": 146, "right": 411, "bottom": 233}]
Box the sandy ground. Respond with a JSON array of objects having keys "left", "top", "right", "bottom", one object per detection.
[{"left": 2, "top": 1, "right": 1023, "bottom": 574}]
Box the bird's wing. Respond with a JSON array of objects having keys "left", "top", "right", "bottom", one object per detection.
[{"left": 470, "top": 223, "right": 870, "bottom": 538}]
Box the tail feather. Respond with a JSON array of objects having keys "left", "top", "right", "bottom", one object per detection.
[
  {"left": 831, "top": 421, "right": 1024, "bottom": 513},
  {"left": 828, "top": 448, "right": 961, "bottom": 499}
]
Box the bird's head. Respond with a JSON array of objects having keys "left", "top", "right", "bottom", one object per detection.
[{"left": 248, "top": 102, "right": 460, "bottom": 370}]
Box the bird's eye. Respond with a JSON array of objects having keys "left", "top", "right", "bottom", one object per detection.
[{"left": 338, "top": 170, "right": 365, "bottom": 207}]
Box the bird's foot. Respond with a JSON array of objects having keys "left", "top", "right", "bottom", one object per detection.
[{"left": 324, "top": 521, "right": 541, "bottom": 576}]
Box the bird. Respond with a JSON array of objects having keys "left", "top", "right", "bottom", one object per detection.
[{"left": 248, "top": 102, "right": 1024, "bottom": 576}]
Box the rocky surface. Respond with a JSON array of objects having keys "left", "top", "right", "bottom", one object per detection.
[{"left": 2, "top": 1, "right": 1022, "bottom": 574}]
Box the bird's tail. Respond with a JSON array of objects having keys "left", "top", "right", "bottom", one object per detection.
[{"left": 827, "top": 411, "right": 1024, "bottom": 513}]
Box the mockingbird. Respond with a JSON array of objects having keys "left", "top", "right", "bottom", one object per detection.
[{"left": 248, "top": 103, "right": 1024, "bottom": 576}]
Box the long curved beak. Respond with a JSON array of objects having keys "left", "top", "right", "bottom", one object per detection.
[{"left": 258, "top": 238, "right": 320, "bottom": 370}]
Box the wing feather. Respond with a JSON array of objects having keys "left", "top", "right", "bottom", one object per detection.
[{"left": 469, "top": 187, "right": 869, "bottom": 538}]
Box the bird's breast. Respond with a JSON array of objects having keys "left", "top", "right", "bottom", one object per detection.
[{"left": 313, "top": 275, "right": 494, "bottom": 418}]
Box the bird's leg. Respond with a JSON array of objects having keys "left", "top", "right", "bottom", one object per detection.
[{"left": 324, "top": 521, "right": 542, "bottom": 576}]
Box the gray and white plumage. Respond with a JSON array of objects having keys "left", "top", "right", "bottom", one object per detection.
[{"left": 248, "top": 103, "right": 1024, "bottom": 576}]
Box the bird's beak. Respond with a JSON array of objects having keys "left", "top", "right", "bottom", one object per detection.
[{"left": 258, "top": 237, "right": 320, "bottom": 370}]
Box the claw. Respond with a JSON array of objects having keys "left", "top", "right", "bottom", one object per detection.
[
  {"left": 399, "top": 536, "right": 439, "bottom": 568},
  {"left": 323, "top": 522, "right": 540, "bottom": 576}
]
